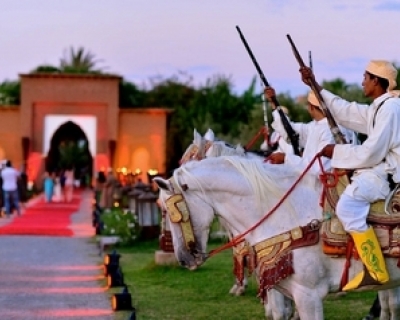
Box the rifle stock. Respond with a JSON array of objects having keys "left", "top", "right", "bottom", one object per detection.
[
  {"left": 286, "top": 34, "right": 346, "bottom": 145},
  {"left": 236, "top": 26, "right": 301, "bottom": 156}
]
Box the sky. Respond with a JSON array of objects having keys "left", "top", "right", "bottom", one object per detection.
[{"left": 1, "top": 0, "right": 399, "bottom": 97}]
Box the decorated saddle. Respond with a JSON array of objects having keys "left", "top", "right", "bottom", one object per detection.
[{"left": 321, "top": 172, "right": 400, "bottom": 259}]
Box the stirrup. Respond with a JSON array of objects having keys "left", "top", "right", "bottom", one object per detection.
[{"left": 385, "top": 183, "right": 400, "bottom": 215}]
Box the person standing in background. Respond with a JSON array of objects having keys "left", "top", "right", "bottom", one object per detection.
[
  {"left": 63, "top": 167, "right": 74, "bottom": 202},
  {"left": 18, "top": 165, "right": 28, "bottom": 208},
  {"left": 1, "top": 160, "right": 21, "bottom": 217},
  {"left": 99, "top": 168, "right": 117, "bottom": 209},
  {"left": 43, "top": 171, "right": 54, "bottom": 203}
]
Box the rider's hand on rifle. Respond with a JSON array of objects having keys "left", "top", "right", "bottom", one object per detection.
[
  {"left": 264, "top": 87, "right": 276, "bottom": 109},
  {"left": 299, "top": 66, "right": 315, "bottom": 86},
  {"left": 266, "top": 152, "right": 285, "bottom": 164},
  {"left": 318, "top": 144, "right": 335, "bottom": 159},
  {"left": 299, "top": 66, "right": 323, "bottom": 91}
]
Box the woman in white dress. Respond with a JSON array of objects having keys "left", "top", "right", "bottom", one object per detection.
[
  {"left": 52, "top": 176, "right": 63, "bottom": 202},
  {"left": 63, "top": 168, "right": 74, "bottom": 203}
]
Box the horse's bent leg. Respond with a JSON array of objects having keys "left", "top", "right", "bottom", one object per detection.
[
  {"left": 229, "top": 275, "right": 247, "bottom": 296},
  {"left": 230, "top": 251, "right": 248, "bottom": 295},
  {"left": 228, "top": 283, "right": 239, "bottom": 295}
]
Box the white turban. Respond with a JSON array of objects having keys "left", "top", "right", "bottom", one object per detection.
[
  {"left": 307, "top": 91, "right": 320, "bottom": 107},
  {"left": 365, "top": 60, "right": 397, "bottom": 92}
]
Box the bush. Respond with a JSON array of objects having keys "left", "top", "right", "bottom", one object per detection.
[{"left": 100, "top": 207, "right": 141, "bottom": 245}]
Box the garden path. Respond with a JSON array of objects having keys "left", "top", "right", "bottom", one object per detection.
[{"left": 0, "top": 190, "right": 115, "bottom": 320}]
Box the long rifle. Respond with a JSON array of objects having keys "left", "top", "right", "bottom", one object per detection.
[
  {"left": 236, "top": 26, "right": 301, "bottom": 156},
  {"left": 286, "top": 34, "right": 346, "bottom": 145}
]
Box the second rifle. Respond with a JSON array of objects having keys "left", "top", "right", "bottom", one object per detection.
[{"left": 236, "top": 26, "right": 301, "bottom": 156}]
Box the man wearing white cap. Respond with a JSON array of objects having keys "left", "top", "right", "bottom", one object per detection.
[
  {"left": 300, "top": 60, "right": 400, "bottom": 291},
  {"left": 264, "top": 87, "right": 354, "bottom": 188}
]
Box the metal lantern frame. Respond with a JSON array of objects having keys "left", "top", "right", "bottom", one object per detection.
[
  {"left": 128, "top": 180, "right": 149, "bottom": 214},
  {"left": 137, "top": 188, "right": 159, "bottom": 227},
  {"left": 137, "top": 187, "right": 160, "bottom": 239}
]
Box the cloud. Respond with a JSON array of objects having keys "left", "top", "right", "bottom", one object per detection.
[{"left": 373, "top": 1, "right": 400, "bottom": 11}]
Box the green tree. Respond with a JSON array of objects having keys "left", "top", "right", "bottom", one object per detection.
[
  {"left": 59, "top": 46, "right": 104, "bottom": 73},
  {"left": 322, "top": 78, "right": 370, "bottom": 104},
  {"left": 119, "top": 81, "right": 147, "bottom": 107},
  {"left": 31, "top": 65, "right": 61, "bottom": 73},
  {"left": 0, "top": 80, "right": 20, "bottom": 105},
  {"left": 58, "top": 140, "right": 89, "bottom": 169}
]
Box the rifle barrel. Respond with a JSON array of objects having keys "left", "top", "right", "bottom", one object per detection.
[
  {"left": 286, "top": 34, "right": 346, "bottom": 144},
  {"left": 236, "top": 26, "right": 301, "bottom": 155}
]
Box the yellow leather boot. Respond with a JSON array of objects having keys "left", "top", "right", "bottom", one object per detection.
[{"left": 343, "top": 227, "right": 389, "bottom": 291}]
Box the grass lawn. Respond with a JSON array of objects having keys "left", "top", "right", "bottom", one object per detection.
[{"left": 107, "top": 239, "right": 377, "bottom": 320}]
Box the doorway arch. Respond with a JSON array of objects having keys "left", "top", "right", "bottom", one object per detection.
[{"left": 46, "top": 121, "right": 93, "bottom": 187}]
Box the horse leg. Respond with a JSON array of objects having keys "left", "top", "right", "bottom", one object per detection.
[
  {"left": 229, "top": 275, "right": 247, "bottom": 296},
  {"left": 264, "top": 289, "right": 293, "bottom": 320},
  {"left": 379, "top": 287, "right": 400, "bottom": 320},
  {"left": 230, "top": 251, "right": 248, "bottom": 296},
  {"left": 291, "top": 286, "right": 325, "bottom": 320},
  {"left": 363, "top": 293, "right": 380, "bottom": 320}
]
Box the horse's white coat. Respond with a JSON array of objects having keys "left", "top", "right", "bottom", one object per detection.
[
  {"left": 157, "top": 156, "right": 400, "bottom": 320},
  {"left": 181, "top": 129, "right": 297, "bottom": 319}
]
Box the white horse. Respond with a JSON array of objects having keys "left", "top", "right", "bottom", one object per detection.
[
  {"left": 155, "top": 156, "right": 400, "bottom": 320},
  {"left": 181, "top": 129, "right": 296, "bottom": 319},
  {"left": 180, "top": 128, "right": 261, "bottom": 296}
]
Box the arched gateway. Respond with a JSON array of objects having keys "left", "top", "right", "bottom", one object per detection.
[{"left": 0, "top": 73, "right": 171, "bottom": 186}]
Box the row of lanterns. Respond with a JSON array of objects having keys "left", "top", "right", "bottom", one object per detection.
[{"left": 104, "top": 250, "right": 136, "bottom": 318}]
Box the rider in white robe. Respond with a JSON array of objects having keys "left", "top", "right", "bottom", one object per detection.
[
  {"left": 300, "top": 60, "right": 400, "bottom": 291},
  {"left": 264, "top": 89, "right": 356, "bottom": 191}
]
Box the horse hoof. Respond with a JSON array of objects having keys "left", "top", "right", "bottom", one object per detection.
[
  {"left": 229, "top": 285, "right": 238, "bottom": 295},
  {"left": 235, "top": 287, "right": 245, "bottom": 296}
]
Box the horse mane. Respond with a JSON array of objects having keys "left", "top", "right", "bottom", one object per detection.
[
  {"left": 224, "top": 157, "right": 298, "bottom": 215},
  {"left": 207, "top": 141, "right": 246, "bottom": 157},
  {"left": 208, "top": 140, "right": 265, "bottom": 159},
  {"left": 176, "top": 156, "right": 303, "bottom": 217}
]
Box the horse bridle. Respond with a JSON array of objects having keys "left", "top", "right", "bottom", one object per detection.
[{"left": 164, "top": 177, "right": 198, "bottom": 255}]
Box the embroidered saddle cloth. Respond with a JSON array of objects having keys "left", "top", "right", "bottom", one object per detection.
[{"left": 321, "top": 174, "right": 400, "bottom": 258}]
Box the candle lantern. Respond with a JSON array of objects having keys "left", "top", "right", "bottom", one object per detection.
[
  {"left": 128, "top": 179, "right": 148, "bottom": 214},
  {"left": 137, "top": 187, "right": 160, "bottom": 239}
]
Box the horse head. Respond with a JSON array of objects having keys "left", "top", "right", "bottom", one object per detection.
[{"left": 154, "top": 169, "right": 214, "bottom": 270}]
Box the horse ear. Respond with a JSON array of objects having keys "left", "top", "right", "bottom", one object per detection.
[
  {"left": 204, "top": 128, "right": 215, "bottom": 141},
  {"left": 154, "top": 177, "right": 173, "bottom": 192},
  {"left": 236, "top": 144, "right": 245, "bottom": 152},
  {"left": 193, "top": 129, "right": 202, "bottom": 145}
]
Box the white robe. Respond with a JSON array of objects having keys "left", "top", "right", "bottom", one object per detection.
[
  {"left": 53, "top": 179, "right": 63, "bottom": 202},
  {"left": 321, "top": 90, "right": 400, "bottom": 231},
  {"left": 271, "top": 110, "right": 334, "bottom": 180},
  {"left": 321, "top": 90, "right": 400, "bottom": 195}
]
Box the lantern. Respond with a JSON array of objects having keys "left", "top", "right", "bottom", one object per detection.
[
  {"left": 137, "top": 187, "right": 160, "bottom": 239},
  {"left": 128, "top": 179, "right": 148, "bottom": 214},
  {"left": 103, "top": 250, "right": 121, "bottom": 277},
  {"left": 107, "top": 266, "right": 125, "bottom": 288},
  {"left": 111, "top": 286, "right": 134, "bottom": 311}
]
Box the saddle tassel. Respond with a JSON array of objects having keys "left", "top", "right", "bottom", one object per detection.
[{"left": 340, "top": 239, "right": 354, "bottom": 291}]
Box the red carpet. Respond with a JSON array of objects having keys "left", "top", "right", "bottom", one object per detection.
[{"left": 0, "top": 193, "right": 81, "bottom": 236}]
